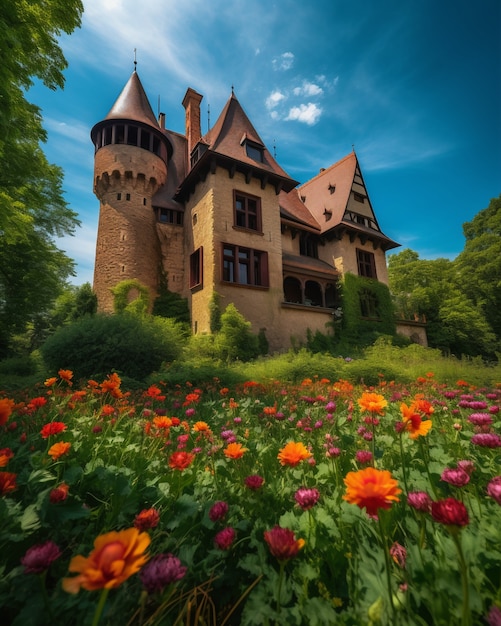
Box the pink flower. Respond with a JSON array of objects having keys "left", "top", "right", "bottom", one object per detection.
[
  {"left": 431, "top": 498, "right": 469, "bottom": 527},
  {"left": 468, "top": 413, "right": 493, "bottom": 426},
  {"left": 390, "top": 542, "right": 407, "bottom": 569},
  {"left": 487, "top": 605, "right": 501, "bottom": 626},
  {"left": 471, "top": 433, "right": 501, "bottom": 448},
  {"left": 139, "top": 553, "right": 187, "bottom": 594},
  {"left": 294, "top": 487, "right": 320, "bottom": 510},
  {"left": 457, "top": 460, "right": 475, "bottom": 475},
  {"left": 209, "top": 501, "right": 229, "bottom": 522},
  {"left": 487, "top": 476, "right": 501, "bottom": 505},
  {"left": 407, "top": 491, "right": 432, "bottom": 513},
  {"left": 355, "top": 450, "right": 373, "bottom": 465},
  {"left": 244, "top": 475, "right": 264, "bottom": 490},
  {"left": 214, "top": 527, "right": 235, "bottom": 550},
  {"left": 440, "top": 467, "right": 470, "bottom": 487},
  {"left": 21, "top": 541, "right": 61, "bottom": 574}
]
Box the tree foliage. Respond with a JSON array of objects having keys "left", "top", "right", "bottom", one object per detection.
[
  {"left": 388, "top": 195, "right": 501, "bottom": 358},
  {"left": 0, "top": 0, "right": 84, "bottom": 356}
]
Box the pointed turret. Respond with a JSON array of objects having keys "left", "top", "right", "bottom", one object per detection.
[{"left": 104, "top": 70, "right": 161, "bottom": 128}]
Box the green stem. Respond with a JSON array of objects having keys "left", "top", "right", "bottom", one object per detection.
[
  {"left": 398, "top": 434, "right": 409, "bottom": 495},
  {"left": 377, "top": 515, "right": 396, "bottom": 621},
  {"left": 92, "top": 587, "right": 110, "bottom": 626},
  {"left": 38, "top": 572, "right": 54, "bottom": 622},
  {"left": 450, "top": 531, "right": 471, "bottom": 626},
  {"left": 276, "top": 561, "right": 286, "bottom": 616}
]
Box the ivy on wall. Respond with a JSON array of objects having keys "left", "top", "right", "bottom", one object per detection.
[
  {"left": 340, "top": 273, "right": 396, "bottom": 340},
  {"left": 111, "top": 279, "right": 150, "bottom": 315}
]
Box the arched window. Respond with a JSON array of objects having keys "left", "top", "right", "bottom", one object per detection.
[
  {"left": 325, "top": 283, "right": 338, "bottom": 308},
  {"left": 305, "top": 281, "right": 322, "bottom": 307},
  {"left": 283, "top": 277, "right": 302, "bottom": 304},
  {"left": 359, "top": 289, "right": 379, "bottom": 318}
]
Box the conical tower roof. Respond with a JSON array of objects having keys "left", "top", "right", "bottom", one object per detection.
[{"left": 105, "top": 71, "right": 159, "bottom": 128}]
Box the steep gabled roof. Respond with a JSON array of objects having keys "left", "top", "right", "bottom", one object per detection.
[
  {"left": 105, "top": 71, "right": 160, "bottom": 129},
  {"left": 202, "top": 93, "right": 296, "bottom": 183},
  {"left": 279, "top": 188, "right": 321, "bottom": 231}
]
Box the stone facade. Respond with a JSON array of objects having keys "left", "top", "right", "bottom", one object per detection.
[{"left": 92, "top": 71, "right": 426, "bottom": 351}]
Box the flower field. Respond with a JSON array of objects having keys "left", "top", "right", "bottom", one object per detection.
[{"left": 1, "top": 370, "right": 500, "bottom": 625}]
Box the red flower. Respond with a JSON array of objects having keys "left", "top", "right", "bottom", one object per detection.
[
  {"left": 431, "top": 498, "right": 469, "bottom": 527},
  {"left": 209, "top": 501, "right": 229, "bottom": 522},
  {"left": 134, "top": 507, "right": 161, "bottom": 531},
  {"left": 50, "top": 483, "right": 70, "bottom": 503},
  {"left": 0, "top": 472, "right": 17, "bottom": 495},
  {"left": 244, "top": 475, "right": 264, "bottom": 490},
  {"left": 264, "top": 526, "right": 305, "bottom": 561},
  {"left": 0, "top": 448, "right": 14, "bottom": 467},
  {"left": 214, "top": 527, "right": 235, "bottom": 550},
  {"left": 168, "top": 451, "right": 195, "bottom": 471},
  {"left": 40, "top": 422, "right": 67, "bottom": 439}
]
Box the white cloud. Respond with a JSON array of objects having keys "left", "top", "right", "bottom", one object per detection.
[
  {"left": 272, "top": 52, "right": 295, "bottom": 71},
  {"left": 265, "top": 90, "right": 286, "bottom": 109},
  {"left": 292, "top": 81, "right": 323, "bottom": 97},
  {"left": 285, "top": 103, "right": 322, "bottom": 126}
]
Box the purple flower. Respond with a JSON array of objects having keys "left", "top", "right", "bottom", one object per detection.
[
  {"left": 140, "top": 553, "right": 187, "bottom": 594},
  {"left": 471, "top": 433, "right": 501, "bottom": 448},
  {"left": 294, "top": 487, "right": 320, "bottom": 510},
  {"left": 407, "top": 491, "right": 431, "bottom": 513},
  {"left": 214, "top": 527, "right": 235, "bottom": 550},
  {"left": 209, "top": 500, "right": 229, "bottom": 522},
  {"left": 244, "top": 474, "right": 264, "bottom": 490},
  {"left": 440, "top": 467, "right": 470, "bottom": 487},
  {"left": 468, "top": 413, "right": 493, "bottom": 426},
  {"left": 487, "top": 476, "right": 501, "bottom": 505},
  {"left": 326, "top": 446, "right": 341, "bottom": 458},
  {"left": 487, "top": 605, "right": 501, "bottom": 626},
  {"left": 21, "top": 541, "right": 61, "bottom": 574},
  {"left": 457, "top": 460, "right": 475, "bottom": 475}
]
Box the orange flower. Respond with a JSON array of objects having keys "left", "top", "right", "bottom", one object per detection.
[
  {"left": 263, "top": 405, "right": 277, "bottom": 416},
  {"left": 332, "top": 379, "right": 354, "bottom": 394},
  {"left": 0, "top": 398, "right": 15, "bottom": 426},
  {"left": 277, "top": 441, "right": 311, "bottom": 467},
  {"left": 343, "top": 467, "right": 401, "bottom": 518},
  {"left": 193, "top": 421, "right": 211, "bottom": 432},
  {"left": 134, "top": 507, "right": 160, "bottom": 531},
  {"left": 62, "top": 528, "right": 150, "bottom": 593},
  {"left": 412, "top": 398, "right": 434, "bottom": 417},
  {"left": 357, "top": 392, "right": 387, "bottom": 415},
  {"left": 101, "top": 404, "right": 116, "bottom": 417},
  {"left": 229, "top": 398, "right": 239, "bottom": 410},
  {"left": 50, "top": 482, "right": 70, "bottom": 503},
  {"left": 58, "top": 369, "right": 74, "bottom": 384},
  {"left": 153, "top": 416, "right": 172, "bottom": 430},
  {"left": 0, "top": 472, "right": 17, "bottom": 495},
  {"left": 168, "top": 451, "right": 195, "bottom": 470},
  {"left": 100, "top": 373, "right": 122, "bottom": 398},
  {"left": 44, "top": 377, "right": 58, "bottom": 387},
  {"left": 224, "top": 442, "right": 248, "bottom": 459},
  {"left": 48, "top": 441, "right": 72, "bottom": 461},
  {"left": 0, "top": 448, "right": 14, "bottom": 467},
  {"left": 400, "top": 403, "right": 432, "bottom": 439}
]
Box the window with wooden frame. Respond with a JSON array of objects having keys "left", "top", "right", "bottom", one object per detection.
[
  {"left": 299, "top": 232, "right": 318, "bottom": 259},
  {"left": 190, "top": 247, "right": 203, "bottom": 289},
  {"left": 222, "top": 244, "right": 268, "bottom": 287},
  {"left": 356, "top": 248, "right": 377, "bottom": 279},
  {"left": 234, "top": 191, "right": 262, "bottom": 232}
]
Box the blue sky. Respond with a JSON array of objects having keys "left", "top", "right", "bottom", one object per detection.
[{"left": 30, "top": 0, "right": 501, "bottom": 286}]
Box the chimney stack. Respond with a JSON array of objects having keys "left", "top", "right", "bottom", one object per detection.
[{"left": 182, "top": 88, "right": 203, "bottom": 159}]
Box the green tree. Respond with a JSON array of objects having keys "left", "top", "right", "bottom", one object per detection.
[
  {"left": 454, "top": 195, "right": 501, "bottom": 344},
  {"left": 214, "top": 303, "right": 259, "bottom": 362},
  {"left": 0, "top": 0, "right": 84, "bottom": 356}
]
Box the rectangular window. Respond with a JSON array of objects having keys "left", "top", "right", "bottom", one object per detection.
[
  {"left": 234, "top": 191, "right": 261, "bottom": 232},
  {"left": 190, "top": 247, "right": 203, "bottom": 289},
  {"left": 354, "top": 192, "right": 365, "bottom": 203},
  {"left": 222, "top": 244, "right": 268, "bottom": 287},
  {"left": 356, "top": 249, "right": 377, "bottom": 279},
  {"left": 158, "top": 208, "right": 183, "bottom": 225}
]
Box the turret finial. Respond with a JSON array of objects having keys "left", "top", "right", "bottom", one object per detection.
[{"left": 134, "top": 48, "right": 137, "bottom": 72}]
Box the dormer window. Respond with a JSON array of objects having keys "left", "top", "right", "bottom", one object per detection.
[{"left": 241, "top": 134, "right": 264, "bottom": 163}]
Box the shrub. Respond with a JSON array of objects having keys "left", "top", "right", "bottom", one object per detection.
[
  {"left": 214, "top": 304, "right": 260, "bottom": 362},
  {"left": 41, "top": 314, "right": 187, "bottom": 380}
]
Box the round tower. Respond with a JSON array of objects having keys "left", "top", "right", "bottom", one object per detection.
[{"left": 91, "top": 70, "right": 172, "bottom": 313}]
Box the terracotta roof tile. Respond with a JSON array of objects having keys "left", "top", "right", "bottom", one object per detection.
[{"left": 279, "top": 189, "right": 321, "bottom": 231}]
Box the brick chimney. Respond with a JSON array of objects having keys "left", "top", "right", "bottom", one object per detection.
[{"left": 182, "top": 88, "right": 203, "bottom": 159}]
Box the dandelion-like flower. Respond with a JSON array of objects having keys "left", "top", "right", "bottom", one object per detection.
[
  {"left": 343, "top": 467, "right": 401, "bottom": 518},
  {"left": 277, "top": 441, "right": 311, "bottom": 466},
  {"left": 140, "top": 553, "right": 187, "bottom": 594},
  {"left": 62, "top": 528, "right": 150, "bottom": 593},
  {"left": 21, "top": 541, "right": 62, "bottom": 574},
  {"left": 264, "top": 526, "right": 305, "bottom": 561}
]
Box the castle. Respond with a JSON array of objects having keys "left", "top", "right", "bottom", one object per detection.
[{"left": 91, "top": 70, "right": 426, "bottom": 351}]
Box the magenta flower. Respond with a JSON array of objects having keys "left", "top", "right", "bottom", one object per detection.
[
  {"left": 390, "top": 542, "right": 407, "bottom": 569},
  {"left": 355, "top": 450, "right": 373, "bottom": 465},
  {"left": 209, "top": 500, "right": 229, "bottom": 522},
  {"left": 244, "top": 474, "right": 264, "bottom": 490},
  {"left": 468, "top": 413, "right": 493, "bottom": 426},
  {"left": 21, "top": 541, "right": 61, "bottom": 574},
  {"left": 214, "top": 527, "right": 236, "bottom": 550},
  {"left": 431, "top": 498, "right": 469, "bottom": 527},
  {"left": 471, "top": 433, "right": 501, "bottom": 448},
  {"left": 407, "top": 491, "right": 432, "bottom": 513},
  {"left": 487, "top": 605, "right": 501, "bottom": 626},
  {"left": 487, "top": 476, "right": 501, "bottom": 505},
  {"left": 139, "top": 553, "right": 187, "bottom": 594},
  {"left": 294, "top": 487, "right": 320, "bottom": 510},
  {"left": 457, "top": 460, "right": 475, "bottom": 475},
  {"left": 440, "top": 467, "right": 470, "bottom": 487}
]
